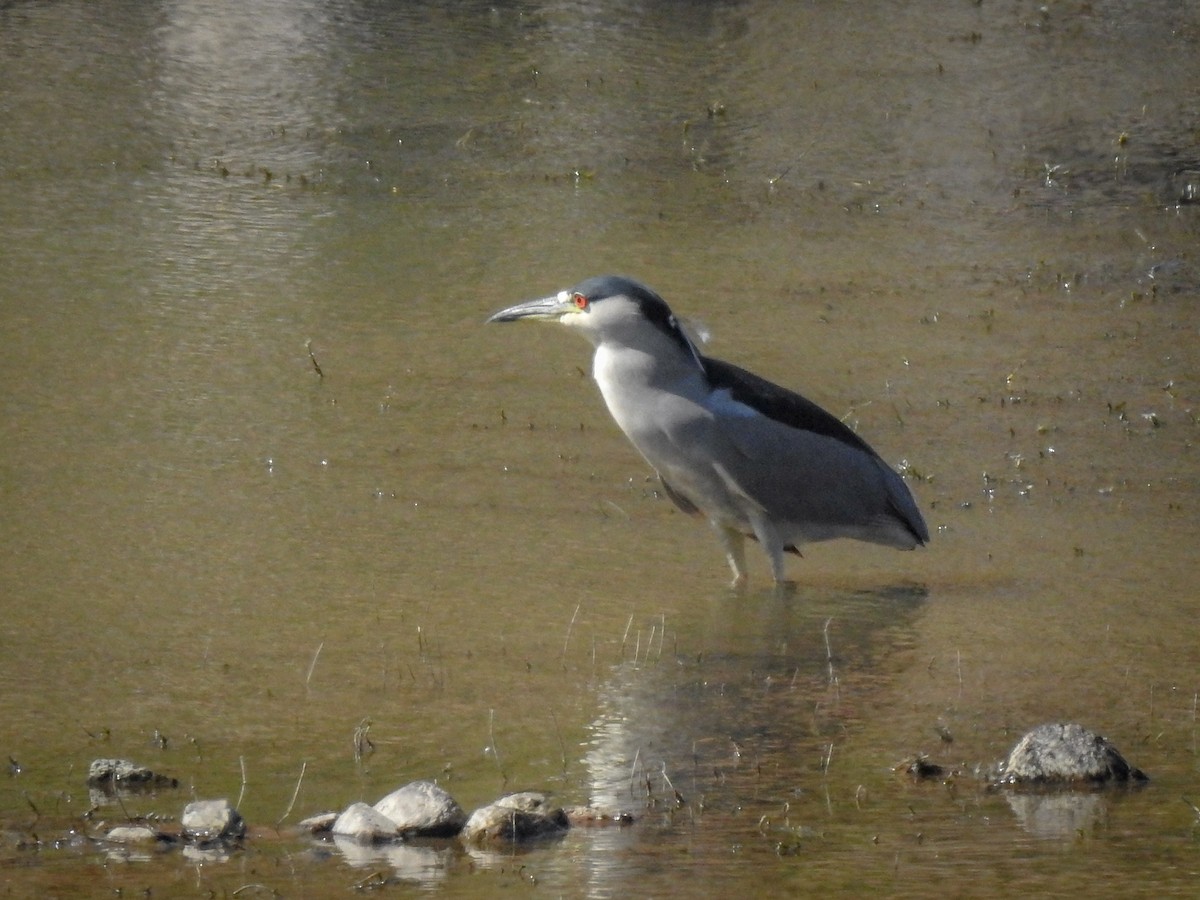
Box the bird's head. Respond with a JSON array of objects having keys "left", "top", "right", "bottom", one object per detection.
[{"left": 488, "top": 275, "right": 703, "bottom": 365}]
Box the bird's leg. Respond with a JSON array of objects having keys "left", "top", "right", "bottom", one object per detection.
[
  {"left": 748, "top": 513, "right": 789, "bottom": 585},
  {"left": 712, "top": 523, "right": 748, "bottom": 588},
  {"left": 765, "top": 548, "right": 788, "bottom": 586}
]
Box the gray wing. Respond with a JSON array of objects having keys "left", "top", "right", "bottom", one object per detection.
[{"left": 701, "top": 358, "right": 928, "bottom": 547}]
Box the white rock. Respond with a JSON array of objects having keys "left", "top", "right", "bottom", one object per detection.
[
  {"left": 332, "top": 802, "right": 402, "bottom": 843},
  {"left": 374, "top": 780, "right": 466, "bottom": 837},
  {"left": 181, "top": 799, "right": 245, "bottom": 842},
  {"left": 105, "top": 825, "right": 164, "bottom": 843}
]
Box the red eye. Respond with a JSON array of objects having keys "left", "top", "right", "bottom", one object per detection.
[{"left": 572, "top": 293, "right": 589, "bottom": 310}]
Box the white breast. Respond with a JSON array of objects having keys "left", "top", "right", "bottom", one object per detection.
[
  {"left": 591, "top": 342, "right": 756, "bottom": 523},
  {"left": 593, "top": 345, "right": 708, "bottom": 447}
]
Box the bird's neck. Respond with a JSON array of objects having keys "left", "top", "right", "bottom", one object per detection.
[
  {"left": 593, "top": 332, "right": 701, "bottom": 384},
  {"left": 591, "top": 339, "right": 708, "bottom": 428}
]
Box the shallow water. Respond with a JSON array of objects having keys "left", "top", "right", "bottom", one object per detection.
[{"left": 1, "top": 0, "right": 1198, "bottom": 896}]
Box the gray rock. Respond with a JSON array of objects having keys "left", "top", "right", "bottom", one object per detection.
[
  {"left": 181, "top": 799, "right": 246, "bottom": 843},
  {"left": 461, "top": 792, "right": 569, "bottom": 844},
  {"left": 331, "top": 802, "right": 402, "bottom": 843},
  {"left": 86, "top": 758, "right": 178, "bottom": 790},
  {"left": 374, "top": 780, "right": 466, "bottom": 837},
  {"left": 997, "top": 723, "right": 1147, "bottom": 785}
]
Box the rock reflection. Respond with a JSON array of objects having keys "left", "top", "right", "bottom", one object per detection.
[
  {"left": 180, "top": 842, "right": 235, "bottom": 864},
  {"left": 463, "top": 837, "right": 568, "bottom": 871},
  {"left": 330, "top": 836, "right": 452, "bottom": 888},
  {"left": 1004, "top": 791, "right": 1107, "bottom": 840}
]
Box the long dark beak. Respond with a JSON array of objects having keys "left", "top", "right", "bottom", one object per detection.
[{"left": 486, "top": 293, "right": 574, "bottom": 323}]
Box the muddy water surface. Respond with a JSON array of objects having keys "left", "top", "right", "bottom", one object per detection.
[{"left": 1, "top": 0, "right": 1198, "bottom": 896}]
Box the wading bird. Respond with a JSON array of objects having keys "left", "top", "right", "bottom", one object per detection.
[{"left": 488, "top": 275, "right": 928, "bottom": 586}]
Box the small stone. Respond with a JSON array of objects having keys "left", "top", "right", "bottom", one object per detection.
[
  {"left": 998, "top": 723, "right": 1147, "bottom": 785},
  {"left": 105, "top": 825, "right": 168, "bottom": 844},
  {"left": 86, "top": 759, "right": 178, "bottom": 790},
  {"left": 331, "top": 802, "right": 402, "bottom": 843},
  {"left": 374, "top": 780, "right": 466, "bottom": 837},
  {"left": 896, "top": 756, "right": 949, "bottom": 780},
  {"left": 461, "top": 792, "right": 569, "bottom": 843},
  {"left": 563, "top": 806, "right": 636, "bottom": 827},
  {"left": 296, "top": 811, "right": 339, "bottom": 835},
  {"left": 181, "top": 799, "right": 246, "bottom": 843}
]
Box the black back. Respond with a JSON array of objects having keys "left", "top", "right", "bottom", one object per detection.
[{"left": 702, "top": 356, "right": 881, "bottom": 458}]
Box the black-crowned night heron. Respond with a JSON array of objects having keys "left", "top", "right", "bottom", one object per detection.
[{"left": 487, "top": 275, "right": 929, "bottom": 586}]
